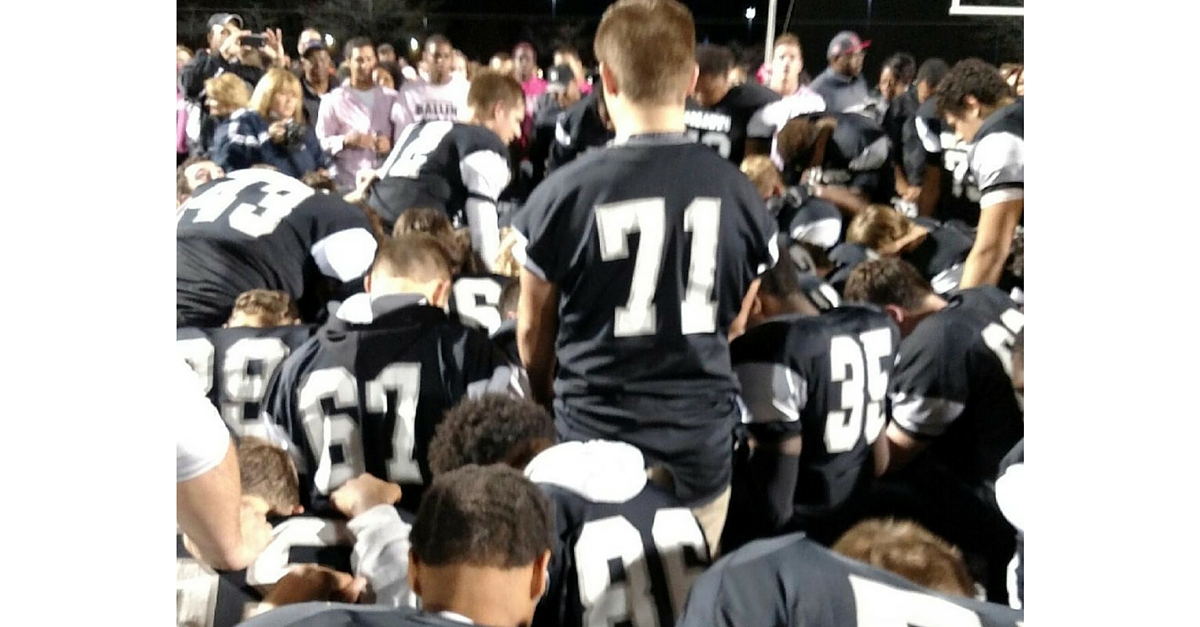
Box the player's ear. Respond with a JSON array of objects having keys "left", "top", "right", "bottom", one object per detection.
[
  {"left": 363, "top": 272, "right": 374, "bottom": 294},
  {"left": 530, "top": 549, "right": 551, "bottom": 601},
  {"left": 882, "top": 303, "right": 906, "bottom": 327},
  {"left": 685, "top": 61, "right": 700, "bottom": 97},
  {"left": 599, "top": 62, "right": 619, "bottom": 98}
]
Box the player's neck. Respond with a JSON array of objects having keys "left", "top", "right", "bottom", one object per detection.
[
  {"left": 774, "top": 76, "right": 799, "bottom": 95},
  {"left": 417, "top": 565, "right": 534, "bottom": 627},
  {"left": 610, "top": 100, "right": 687, "bottom": 140},
  {"left": 912, "top": 292, "right": 948, "bottom": 321},
  {"left": 351, "top": 78, "right": 374, "bottom": 91}
]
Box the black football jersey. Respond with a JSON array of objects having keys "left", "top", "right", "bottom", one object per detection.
[
  {"left": 447, "top": 273, "right": 510, "bottom": 335},
  {"left": 684, "top": 81, "right": 781, "bottom": 165},
  {"left": 177, "top": 325, "right": 318, "bottom": 439},
  {"left": 768, "top": 186, "right": 843, "bottom": 250},
  {"left": 525, "top": 442, "right": 711, "bottom": 627},
  {"left": 781, "top": 112, "right": 894, "bottom": 204},
  {"left": 728, "top": 306, "right": 900, "bottom": 540},
  {"left": 825, "top": 243, "right": 879, "bottom": 296},
  {"left": 261, "top": 295, "right": 518, "bottom": 515},
  {"left": 676, "top": 532, "right": 1024, "bottom": 627},
  {"left": 368, "top": 120, "right": 511, "bottom": 230},
  {"left": 515, "top": 134, "right": 779, "bottom": 503},
  {"left": 547, "top": 91, "right": 615, "bottom": 175},
  {"left": 904, "top": 217, "right": 975, "bottom": 295},
  {"left": 901, "top": 97, "right": 942, "bottom": 189},
  {"left": 890, "top": 287, "right": 1024, "bottom": 483},
  {"left": 176, "top": 518, "right": 353, "bottom": 627},
  {"left": 177, "top": 169, "right": 378, "bottom": 328},
  {"left": 236, "top": 603, "right": 467, "bottom": 627}
]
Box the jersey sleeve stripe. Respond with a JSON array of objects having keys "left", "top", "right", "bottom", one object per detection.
[
  {"left": 734, "top": 362, "right": 807, "bottom": 425},
  {"left": 310, "top": 228, "right": 378, "bottom": 282},
  {"left": 980, "top": 185, "right": 1024, "bottom": 207},
  {"left": 890, "top": 391, "right": 964, "bottom": 438}
]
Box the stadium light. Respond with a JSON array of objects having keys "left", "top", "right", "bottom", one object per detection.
[
  {"left": 409, "top": 37, "right": 419, "bottom": 52},
  {"left": 745, "top": 6, "right": 756, "bottom": 37}
]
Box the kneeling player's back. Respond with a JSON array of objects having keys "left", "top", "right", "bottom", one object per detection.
[
  {"left": 262, "top": 303, "right": 516, "bottom": 514},
  {"left": 518, "top": 137, "right": 779, "bottom": 399}
]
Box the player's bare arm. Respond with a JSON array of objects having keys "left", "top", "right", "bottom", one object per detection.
[
  {"left": 517, "top": 267, "right": 559, "bottom": 408},
  {"left": 959, "top": 198, "right": 1021, "bottom": 289},
  {"left": 882, "top": 423, "right": 930, "bottom": 474}
]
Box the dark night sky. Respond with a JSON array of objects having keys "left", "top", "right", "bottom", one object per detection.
[{"left": 177, "top": 0, "right": 1022, "bottom": 81}]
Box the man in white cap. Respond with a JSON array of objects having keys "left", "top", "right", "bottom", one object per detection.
[{"left": 809, "top": 31, "right": 876, "bottom": 118}]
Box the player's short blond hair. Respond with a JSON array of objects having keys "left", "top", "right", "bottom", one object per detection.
[
  {"left": 833, "top": 518, "right": 976, "bottom": 598},
  {"left": 740, "top": 155, "right": 783, "bottom": 198}
]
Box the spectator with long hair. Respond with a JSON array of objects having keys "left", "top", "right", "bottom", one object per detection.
[{"left": 214, "top": 68, "right": 331, "bottom": 180}]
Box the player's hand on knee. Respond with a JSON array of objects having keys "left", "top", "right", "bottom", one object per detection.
[{"left": 331, "top": 473, "right": 403, "bottom": 519}]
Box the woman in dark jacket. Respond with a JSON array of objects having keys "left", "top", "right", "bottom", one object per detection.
[{"left": 214, "top": 67, "right": 331, "bottom": 179}]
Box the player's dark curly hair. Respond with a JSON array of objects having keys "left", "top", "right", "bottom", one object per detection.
[
  {"left": 428, "top": 395, "right": 556, "bottom": 476},
  {"left": 934, "top": 58, "right": 1014, "bottom": 117},
  {"left": 410, "top": 464, "right": 554, "bottom": 568},
  {"left": 842, "top": 257, "right": 932, "bottom": 311}
]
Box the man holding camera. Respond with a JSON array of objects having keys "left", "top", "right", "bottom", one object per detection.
[{"left": 180, "top": 13, "right": 291, "bottom": 158}]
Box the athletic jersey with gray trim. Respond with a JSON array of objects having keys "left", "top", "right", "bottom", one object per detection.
[
  {"left": 260, "top": 297, "right": 518, "bottom": 515},
  {"left": 902, "top": 217, "right": 975, "bottom": 295},
  {"left": 768, "top": 186, "right": 843, "bottom": 250},
  {"left": 676, "top": 532, "right": 1023, "bottom": 627},
  {"left": 236, "top": 603, "right": 471, "bottom": 627},
  {"left": 177, "top": 169, "right": 377, "bottom": 328},
  {"left": 514, "top": 133, "right": 779, "bottom": 409},
  {"left": 368, "top": 120, "right": 511, "bottom": 228},
  {"left": 728, "top": 306, "right": 899, "bottom": 531},
  {"left": 525, "top": 441, "right": 711, "bottom": 627},
  {"left": 890, "top": 287, "right": 1024, "bottom": 483},
  {"left": 177, "top": 325, "right": 318, "bottom": 439},
  {"left": 967, "top": 99, "right": 1024, "bottom": 210},
  {"left": 547, "top": 91, "right": 614, "bottom": 175},
  {"left": 684, "top": 81, "right": 780, "bottom": 165},
  {"left": 447, "top": 273, "right": 511, "bottom": 335}
]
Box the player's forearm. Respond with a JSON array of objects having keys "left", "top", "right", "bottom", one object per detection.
[
  {"left": 814, "top": 185, "right": 869, "bottom": 216},
  {"left": 465, "top": 199, "right": 501, "bottom": 272},
  {"left": 177, "top": 441, "right": 252, "bottom": 571},
  {"left": 518, "top": 320, "right": 557, "bottom": 407},
  {"left": 958, "top": 234, "right": 1011, "bottom": 289}
]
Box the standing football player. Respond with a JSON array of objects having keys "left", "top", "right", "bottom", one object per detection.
[
  {"left": 368, "top": 71, "right": 524, "bottom": 269},
  {"left": 515, "top": 0, "right": 780, "bottom": 555},
  {"left": 177, "top": 168, "right": 378, "bottom": 328},
  {"left": 935, "top": 59, "right": 1023, "bottom": 289}
]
